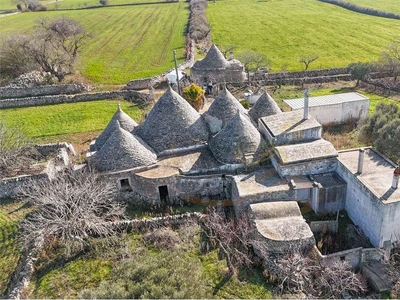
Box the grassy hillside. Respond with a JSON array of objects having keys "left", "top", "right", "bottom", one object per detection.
[
  {"left": 0, "top": 2, "right": 188, "bottom": 84},
  {"left": 345, "top": 0, "right": 400, "bottom": 14},
  {"left": 207, "top": 0, "right": 400, "bottom": 72}
]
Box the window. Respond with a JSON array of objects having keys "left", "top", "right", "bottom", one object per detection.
[{"left": 119, "top": 178, "right": 132, "bottom": 192}]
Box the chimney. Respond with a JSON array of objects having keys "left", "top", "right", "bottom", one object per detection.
[
  {"left": 392, "top": 166, "right": 400, "bottom": 189},
  {"left": 357, "top": 148, "right": 365, "bottom": 174},
  {"left": 303, "top": 88, "right": 309, "bottom": 120}
]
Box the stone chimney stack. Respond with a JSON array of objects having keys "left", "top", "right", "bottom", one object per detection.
[
  {"left": 392, "top": 166, "right": 400, "bottom": 189},
  {"left": 357, "top": 148, "right": 365, "bottom": 174},
  {"left": 303, "top": 88, "right": 309, "bottom": 120}
]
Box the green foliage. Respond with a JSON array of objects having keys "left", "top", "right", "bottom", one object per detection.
[
  {"left": 0, "top": 3, "right": 188, "bottom": 84},
  {"left": 182, "top": 83, "right": 205, "bottom": 111},
  {"left": 358, "top": 103, "right": 400, "bottom": 163},
  {"left": 207, "top": 0, "right": 400, "bottom": 72},
  {"left": 0, "top": 100, "right": 148, "bottom": 138},
  {"left": 348, "top": 62, "right": 376, "bottom": 85},
  {"left": 79, "top": 249, "right": 209, "bottom": 299},
  {"left": 240, "top": 100, "right": 250, "bottom": 109}
]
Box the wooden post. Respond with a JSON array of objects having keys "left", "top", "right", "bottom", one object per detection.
[{"left": 173, "top": 50, "right": 181, "bottom": 95}]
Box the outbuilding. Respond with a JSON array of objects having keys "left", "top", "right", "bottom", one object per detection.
[{"left": 284, "top": 92, "right": 370, "bottom": 125}]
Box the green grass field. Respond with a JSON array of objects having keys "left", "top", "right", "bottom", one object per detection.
[
  {"left": 0, "top": 199, "right": 31, "bottom": 296},
  {"left": 0, "top": 100, "right": 148, "bottom": 139},
  {"left": 207, "top": 0, "right": 400, "bottom": 72},
  {"left": 0, "top": 2, "right": 188, "bottom": 84},
  {"left": 345, "top": 0, "right": 400, "bottom": 14}
]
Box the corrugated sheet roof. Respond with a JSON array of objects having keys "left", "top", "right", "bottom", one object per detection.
[{"left": 284, "top": 92, "right": 369, "bottom": 110}]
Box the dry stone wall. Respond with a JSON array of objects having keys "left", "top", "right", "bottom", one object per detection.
[
  {"left": 0, "top": 90, "right": 151, "bottom": 109},
  {"left": 0, "top": 84, "right": 92, "bottom": 100}
]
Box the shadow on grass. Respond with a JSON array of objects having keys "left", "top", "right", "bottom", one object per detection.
[{"left": 330, "top": 86, "right": 356, "bottom": 93}]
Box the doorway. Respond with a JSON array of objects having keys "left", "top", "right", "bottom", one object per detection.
[{"left": 158, "top": 185, "right": 169, "bottom": 204}]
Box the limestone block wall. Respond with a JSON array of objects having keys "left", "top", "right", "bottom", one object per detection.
[
  {"left": 336, "top": 161, "right": 384, "bottom": 247},
  {"left": 0, "top": 90, "right": 150, "bottom": 109},
  {"left": 0, "top": 84, "right": 90, "bottom": 99},
  {"left": 271, "top": 157, "right": 338, "bottom": 178},
  {"left": 0, "top": 173, "right": 49, "bottom": 199}
]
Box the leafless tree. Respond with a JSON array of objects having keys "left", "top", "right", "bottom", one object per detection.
[
  {"left": 0, "top": 17, "right": 89, "bottom": 82},
  {"left": 0, "top": 119, "right": 38, "bottom": 178},
  {"left": 380, "top": 39, "right": 400, "bottom": 81},
  {"left": 18, "top": 168, "right": 125, "bottom": 255},
  {"left": 299, "top": 55, "right": 319, "bottom": 71},
  {"left": 220, "top": 44, "right": 236, "bottom": 59},
  {"left": 269, "top": 251, "right": 368, "bottom": 298},
  {"left": 237, "top": 51, "right": 270, "bottom": 85},
  {"left": 200, "top": 207, "right": 258, "bottom": 276}
]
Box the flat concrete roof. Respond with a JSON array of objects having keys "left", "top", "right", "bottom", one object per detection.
[
  {"left": 274, "top": 139, "right": 338, "bottom": 165},
  {"left": 234, "top": 167, "right": 290, "bottom": 198},
  {"left": 338, "top": 148, "right": 400, "bottom": 203},
  {"left": 284, "top": 92, "right": 369, "bottom": 110},
  {"left": 260, "top": 110, "right": 321, "bottom": 138}
]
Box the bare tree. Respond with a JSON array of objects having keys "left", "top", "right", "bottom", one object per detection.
[
  {"left": 237, "top": 51, "right": 270, "bottom": 84},
  {"left": 18, "top": 168, "right": 125, "bottom": 255},
  {"left": 380, "top": 39, "right": 400, "bottom": 81},
  {"left": 0, "top": 119, "right": 38, "bottom": 178},
  {"left": 220, "top": 44, "right": 236, "bottom": 59},
  {"left": 200, "top": 207, "right": 257, "bottom": 276},
  {"left": 299, "top": 55, "right": 319, "bottom": 71},
  {"left": 269, "top": 251, "right": 368, "bottom": 298},
  {"left": 0, "top": 17, "right": 89, "bottom": 82}
]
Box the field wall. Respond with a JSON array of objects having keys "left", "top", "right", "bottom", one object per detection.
[
  {"left": 0, "top": 90, "right": 151, "bottom": 109},
  {"left": 0, "top": 84, "right": 92, "bottom": 100}
]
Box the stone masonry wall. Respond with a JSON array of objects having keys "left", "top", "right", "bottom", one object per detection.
[
  {"left": 0, "top": 84, "right": 91, "bottom": 100},
  {"left": 0, "top": 90, "right": 151, "bottom": 109}
]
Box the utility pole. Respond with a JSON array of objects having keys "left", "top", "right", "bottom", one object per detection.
[{"left": 173, "top": 50, "right": 181, "bottom": 95}]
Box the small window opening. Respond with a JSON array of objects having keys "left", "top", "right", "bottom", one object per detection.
[
  {"left": 120, "top": 178, "right": 132, "bottom": 192},
  {"left": 340, "top": 256, "right": 345, "bottom": 261}
]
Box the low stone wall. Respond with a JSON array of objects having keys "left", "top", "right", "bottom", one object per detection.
[
  {"left": 314, "top": 245, "right": 384, "bottom": 269},
  {"left": 252, "top": 68, "right": 349, "bottom": 81},
  {"left": 0, "top": 84, "right": 91, "bottom": 100},
  {"left": 0, "top": 90, "right": 151, "bottom": 109},
  {"left": 309, "top": 220, "right": 338, "bottom": 233}
]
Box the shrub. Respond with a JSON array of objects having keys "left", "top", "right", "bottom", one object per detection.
[
  {"left": 99, "top": 0, "right": 108, "bottom": 6},
  {"left": 240, "top": 100, "right": 250, "bottom": 109},
  {"left": 79, "top": 248, "right": 210, "bottom": 298},
  {"left": 182, "top": 83, "right": 205, "bottom": 111},
  {"left": 143, "top": 228, "right": 181, "bottom": 251}
]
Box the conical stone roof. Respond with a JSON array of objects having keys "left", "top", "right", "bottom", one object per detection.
[
  {"left": 192, "top": 44, "right": 229, "bottom": 70},
  {"left": 135, "top": 87, "right": 208, "bottom": 153},
  {"left": 93, "top": 104, "right": 138, "bottom": 151},
  {"left": 249, "top": 92, "right": 282, "bottom": 122},
  {"left": 94, "top": 123, "right": 157, "bottom": 172},
  {"left": 206, "top": 86, "right": 249, "bottom": 128},
  {"left": 209, "top": 111, "right": 262, "bottom": 164}
]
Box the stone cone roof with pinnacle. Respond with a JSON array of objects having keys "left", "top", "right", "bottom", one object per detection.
[
  {"left": 209, "top": 111, "right": 262, "bottom": 164},
  {"left": 93, "top": 122, "right": 157, "bottom": 172},
  {"left": 93, "top": 104, "right": 138, "bottom": 151},
  {"left": 135, "top": 87, "right": 208, "bottom": 153},
  {"left": 206, "top": 86, "right": 249, "bottom": 128},
  {"left": 248, "top": 92, "right": 282, "bottom": 122},
  {"left": 191, "top": 44, "right": 229, "bottom": 70}
]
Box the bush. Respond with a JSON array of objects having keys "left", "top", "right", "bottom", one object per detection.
[
  {"left": 240, "top": 100, "right": 251, "bottom": 109},
  {"left": 99, "top": 0, "right": 108, "bottom": 6},
  {"left": 143, "top": 228, "right": 181, "bottom": 250},
  {"left": 79, "top": 247, "right": 209, "bottom": 299},
  {"left": 182, "top": 83, "right": 205, "bottom": 111}
]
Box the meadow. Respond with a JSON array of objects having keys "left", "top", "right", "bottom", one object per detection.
[
  {"left": 345, "top": 0, "right": 400, "bottom": 14},
  {"left": 0, "top": 99, "right": 148, "bottom": 151},
  {"left": 207, "top": 0, "right": 400, "bottom": 72},
  {"left": 0, "top": 2, "right": 189, "bottom": 84},
  {"left": 0, "top": 199, "right": 31, "bottom": 296}
]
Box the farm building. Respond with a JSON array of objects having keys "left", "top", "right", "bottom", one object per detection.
[
  {"left": 283, "top": 92, "right": 370, "bottom": 125},
  {"left": 85, "top": 86, "right": 399, "bottom": 252},
  {"left": 190, "top": 44, "right": 246, "bottom": 86}
]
